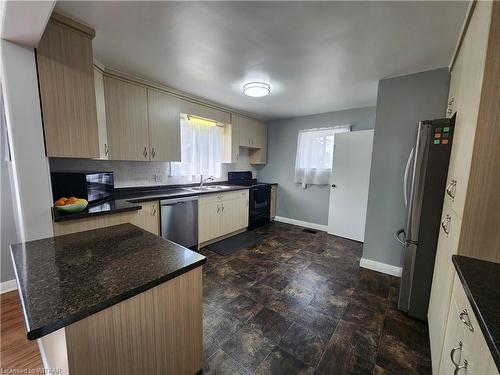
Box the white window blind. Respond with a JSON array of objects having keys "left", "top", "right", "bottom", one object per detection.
[
  {"left": 295, "top": 125, "right": 351, "bottom": 188},
  {"left": 170, "top": 116, "right": 224, "bottom": 178}
]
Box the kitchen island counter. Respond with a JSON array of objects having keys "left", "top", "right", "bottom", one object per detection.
[{"left": 11, "top": 223, "right": 206, "bottom": 374}]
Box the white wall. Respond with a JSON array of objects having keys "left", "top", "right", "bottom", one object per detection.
[
  {"left": 0, "top": 40, "right": 54, "bottom": 285},
  {"left": 49, "top": 148, "right": 258, "bottom": 188}
]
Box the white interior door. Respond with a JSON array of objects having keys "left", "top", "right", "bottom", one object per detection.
[{"left": 328, "top": 130, "right": 374, "bottom": 241}]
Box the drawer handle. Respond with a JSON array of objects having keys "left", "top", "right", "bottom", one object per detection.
[
  {"left": 450, "top": 341, "right": 462, "bottom": 367},
  {"left": 446, "top": 179, "right": 457, "bottom": 201},
  {"left": 459, "top": 309, "right": 474, "bottom": 332},
  {"left": 454, "top": 359, "right": 468, "bottom": 375},
  {"left": 441, "top": 215, "right": 451, "bottom": 235}
]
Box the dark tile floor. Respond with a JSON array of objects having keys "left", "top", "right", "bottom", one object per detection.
[{"left": 199, "top": 222, "right": 432, "bottom": 375}]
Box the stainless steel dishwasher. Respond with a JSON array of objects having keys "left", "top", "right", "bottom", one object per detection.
[{"left": 160, "top": 196, "right": 198, "bottom": 248}]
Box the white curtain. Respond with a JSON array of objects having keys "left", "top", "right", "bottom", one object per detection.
[
  {"left": 170, "top": 116, "right": 224, "bottom": 178},
  {"left": 295, "top": 125, "right": 350, "bottom": 188}
]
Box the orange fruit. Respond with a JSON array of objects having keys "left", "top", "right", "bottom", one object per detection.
[{"left": 54, "top": 199, "right": 66, "bottom": 207}]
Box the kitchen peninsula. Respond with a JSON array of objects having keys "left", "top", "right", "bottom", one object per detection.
[{"left": 10, "top": 224, "right": 206, "bottom": 375}]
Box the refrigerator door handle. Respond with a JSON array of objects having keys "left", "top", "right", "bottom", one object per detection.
[
  {"left": 403, "top": 147, "right": 415, "bottom": 208},
  {"left": 395, "top": 228, "right": 407, "bottom": 246}
]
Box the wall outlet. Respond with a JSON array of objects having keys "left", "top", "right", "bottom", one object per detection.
[{"left": 154, "top": 173, "right": 162, "bottom": 182}]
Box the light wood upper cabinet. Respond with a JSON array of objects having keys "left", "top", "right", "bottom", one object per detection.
[
  {"left": 147, "top": 89, "right": 181, "bottom": 162},
  {"left": 94, "top": 67, "right": 109, "bottom": 159},
  {"left": 104, "top": 76, "right": 149, "bottom": 161},
  {"left": 36, "top": 16, "right": 99, "bottom": 158},
  {"left": 181, "top": 101, "right": 230, "bottom": 124},
  {"left": 236, "top": 114, "right": 268, "bottom": 164}
]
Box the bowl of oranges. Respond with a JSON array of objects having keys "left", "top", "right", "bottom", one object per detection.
[{"left": 54, "top": 197, "right": 88, "bottom": 213}]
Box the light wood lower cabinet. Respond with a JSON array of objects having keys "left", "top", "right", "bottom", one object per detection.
[
  {"left": 270, "top": 185, "right": 277, "bottom": 220},
  {"left": 53, "top": 201, "right": 160, "bottom": 236},
  {"left": 438, "top": 274, "right": 498, "bottom": 375},
  {"left": 428, "top": 200, "right": 461, "bottom": 373},
  {"left": 198, "top": 190, "right": 249, "bottom": 245}
]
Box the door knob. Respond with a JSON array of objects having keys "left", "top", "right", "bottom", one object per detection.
[{"left": 331, "top": 184, "right": 336, "bottom": 188}]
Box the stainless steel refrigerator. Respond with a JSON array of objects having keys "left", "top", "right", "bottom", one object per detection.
[{"left": 396, "top": 117, "right": 455, "bottom": 321}]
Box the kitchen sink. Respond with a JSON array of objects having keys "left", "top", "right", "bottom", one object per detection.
[{"left": 183, "top": 185, "right": 233, "bottom": 192}]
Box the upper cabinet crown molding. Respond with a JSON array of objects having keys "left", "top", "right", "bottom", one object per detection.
[
  {"left": 36, "top": 15, "right": 99, "bottom": 158},
  {"left": 50, "top": 12, "right": 95, "bottom": 38}
]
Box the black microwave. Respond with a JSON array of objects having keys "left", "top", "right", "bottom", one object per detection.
[{"left": 51, "top": 172, "right": 114, "bottom": 204}]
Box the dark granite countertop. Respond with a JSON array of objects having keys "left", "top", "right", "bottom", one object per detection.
[
  {"left": 53, "top": 199, "right": 142, "bottom": 222},
  {"left": 452, "top": 255, "right": 500, "bottom": 371},
  {"left": 10, "top": 223, "right": 206, "bottom": 340},
  {"left": 53, "top": 183, "right": 251, "bottom": 222}
]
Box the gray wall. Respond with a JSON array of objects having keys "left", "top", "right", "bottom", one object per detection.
[
  {"left": 363, "top": 68, "right": 450, "bottom": 268},
  {"left": 258, "top": 106, "right": 376, "bottom": 226}
]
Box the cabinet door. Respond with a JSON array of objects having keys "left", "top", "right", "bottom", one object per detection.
[
  {"left": 438, "top": 291, "right": 465, "bottom": 375},
  {"left": 270, "top": 186, "right": 277, "bottom": 220},
  {"left": 94, "top": 67, "right": 109, "bottom": 159},
  {"left": 36, "top": 19, "right": 99, "bottom": 158},
  {"left": 428, "top": 200, "right": 461, "bottom": 373},
  {"left": 220, "top": 191, "right": 249, "bottom": 236},
  {"left": 104, "top": 76, "right": 149, "bottom": 161},
  {"left": 198, "top": 199, "right": 221, "bottom": 243},
  {"left": 252, "top": 120, "right": 267, "bottom": 149},
  {"left": 238, "top": 116, "right": 253, "bottom": 147},
  {"left": 130, "top": 201, "right": 160, "bottom": 235},
  {"left": 147, "top": 90, "right": 181, "bottom": 162}
]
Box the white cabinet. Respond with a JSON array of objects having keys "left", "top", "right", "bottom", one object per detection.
[
  {"left": 198, "top": 190, "right": 249, "bottom": 245},
  {"left": 236, "top": 114, "right": 267, "bottom": 164}
]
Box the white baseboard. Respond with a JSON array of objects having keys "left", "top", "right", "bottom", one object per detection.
[
  {"left": 274, "top": 216, "right": 328, "bottom": 232},
  {"left": 0, "top": 279, "right": 17, "bottom": 294},
  {"left": 360, "top": 257, "right": 402, "bottom": 277}
]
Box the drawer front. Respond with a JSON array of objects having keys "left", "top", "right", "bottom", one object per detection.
[
  {"left": 199, "top": 193, "right": 222, "bottom": 205},
  {"left": 220, "top": 190, "right": 249, "bottom": 202}
]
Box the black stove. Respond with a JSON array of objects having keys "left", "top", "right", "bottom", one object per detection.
[{"left": 228, "top": 171, "right": 271, "bottom": 230}]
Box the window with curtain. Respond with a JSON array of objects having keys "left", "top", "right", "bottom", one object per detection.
[
  {"left": 295, "top": 125, "right": 350, "bottom": 188},
  {"left": 170, "top": 115, "right": 225, "bottom": 178}
]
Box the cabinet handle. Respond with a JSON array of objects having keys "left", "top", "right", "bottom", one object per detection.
[
  {"left": 441, "top": 215, "right": 451, "bottom": 236},
  {"left": 151, "top": 205, "right": 156, "bottom": 216},
  {"left": 450, "top": 341, "right": 462, "bottom": 367},
  {"left": 446, "top": 179, "right": 457, "bottom": 201},
  {"left": 104, "top": 143, "right": 109, "bottom": 156},
  {"left": 221, "top": 203, "right": 224, "bottom": 212},
  {"left": 459, "top": 309, "right": 474, "bottom": 332},
  {"left": 454, "top": 359, "right": 468, "bottom": 375},
  {"left": 143, "top": 147, "right": 148, "bottom": 158},
  {"left": 217, "top": 205, "right": 220, "bottom": 213},
  {"left": 151, "top": 147, "right": 156, "bottom": 159}
]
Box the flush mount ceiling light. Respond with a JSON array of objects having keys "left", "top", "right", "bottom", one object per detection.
[{"left": 243, "top": 82, "right": 270, "bottom": 97}]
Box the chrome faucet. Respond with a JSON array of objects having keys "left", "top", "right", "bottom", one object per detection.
[{"left": 200, "top": 175, "right": 214, "bottom": 187}]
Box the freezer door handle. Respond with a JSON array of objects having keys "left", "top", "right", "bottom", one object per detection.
[
  {"left": 403, "top": 147, "right": 415, "bottom": 208},
  {"left": 395, "top": 228, "right": 407, "bottom": 246}
]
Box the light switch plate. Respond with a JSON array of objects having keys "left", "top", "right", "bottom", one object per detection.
[{"left": 154, "top": 174, "right": 162, "bottom": 182}]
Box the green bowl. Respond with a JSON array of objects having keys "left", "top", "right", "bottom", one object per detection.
[{"left": 55, "top": 201, "right": 88, "bottom": 213}]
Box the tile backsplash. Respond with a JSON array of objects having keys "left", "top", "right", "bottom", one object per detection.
[{"left": 49, "top": 148, "right": 257, "bottom": 188}]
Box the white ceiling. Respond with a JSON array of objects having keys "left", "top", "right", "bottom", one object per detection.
[{"left": 55, "top": 1, "right": 468, "bottom": 120}]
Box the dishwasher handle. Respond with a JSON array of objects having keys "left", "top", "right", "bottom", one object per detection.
[{"left": 160, "top": 196, "right": 199, "bottom": 206}]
